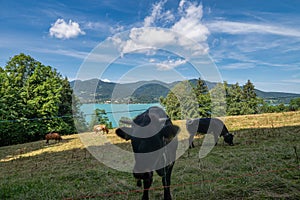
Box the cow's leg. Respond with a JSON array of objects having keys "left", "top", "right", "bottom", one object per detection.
[
  {"left": 162, "top": 164, "right": 174, "bottom": 200},
  {"left": 190, "top": 141, "right": 195, "bottom": 148},
  {"left": 142, "top": 179, "right": 152, "bottom": 200},
  {"left": 211, "top": 130, "right": 219, "bottom": 146},
  {"left": 188, "top": 134, "right": 195, "bottom": 148},
  {"left": 141, "top": 172, "right": 153, "bottom": 200},
  {"left": 214, "top": 134, "right": 219, "bottom": 146}
]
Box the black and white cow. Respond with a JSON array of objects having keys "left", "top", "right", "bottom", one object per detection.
[
  {"left": 186, "top": 118, "right": 234, "bottom": 148},
  {"left": 116, "top": 106, "right": 180, "bottom": 200}
]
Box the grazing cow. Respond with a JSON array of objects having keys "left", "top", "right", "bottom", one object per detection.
[
  {"left": 116, "top": 106, "right": 180, "bottom": 200},
  {"left": 186, "top": 118, "right": 234, "bottom": 148},
  {"left": 45, "top": 132, "right": 62, "bottom": 144},
  {"left": 93, "top": 124, "right": 109, "bottom": 134}
]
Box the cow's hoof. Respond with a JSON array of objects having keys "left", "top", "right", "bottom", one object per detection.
[
  {"left": 164, "top": 194, "right": 172, "bottom": 200},
  {"left": 142, "top": 195, "right": 149, "bottom": 200}
]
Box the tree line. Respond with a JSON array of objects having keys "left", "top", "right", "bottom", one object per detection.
[
  {"left": 0, "top": 54, "right": 87, "bottom": 146},
  {"left": 160, "top": 79, "right": 300, "bottom": 120},
  {"left": 1, "top": 54, "right": 299, "bottom": 146}
]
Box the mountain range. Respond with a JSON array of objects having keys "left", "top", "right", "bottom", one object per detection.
[{"left": 70, "top": 79, "right": 300, "bottom": 104}]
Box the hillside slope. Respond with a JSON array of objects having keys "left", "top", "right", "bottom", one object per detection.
[{"left": 70, "top": 79, "right": 300, "bottom": 103}]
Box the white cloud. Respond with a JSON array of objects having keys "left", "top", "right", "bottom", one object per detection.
[
  {"left": 113, "top": 0, "right": 209, "bottom": 59},
  {"left": 84, "top": 21, "right": 124, "bottom": 35},
  {"left": 179, "top": 0, "right": 186, "bottom": 9},
  {"left": 84, "top": 21, "right": 108, "bottom": 30},
  {"left": 101, "top": 79, "right": 111, "bottom": 82},
  {"left": 144, "top": 0, "right": 174, "bottom": 27},
  {"left": 144, "top": 0, "right": 165, "bottom": 27},
  {"left": 121, "top": 27, "right": 177, "bottom": 53},
  {"left": 30, "top": 47, "right": 88, "bottom": 59},
  {"left": 172, "top": 1, "right": 209, "bottom": 43},
  {"left": 208, "top": 21, "right": 300, "bottom": 37},
  {"left": 282, "top": 79, "right": 300, "bottom": 83},
  {"left": 110, "top": 25, "right": 125, "bottom": 34},
  {"left": 149, "top": 58, "right": 156, "bottom": 63},
  {"left": 142, "top": 0, "right": 209, "bottom": 43},
  {"left": 156, "top": 58, "right": 187, "bottom": 70},
  {"left": 49, "top": 18, "right": 85, "bottom": 39},
  {"left": 220, "top": 63, "right": 256, "bottom": 70}
]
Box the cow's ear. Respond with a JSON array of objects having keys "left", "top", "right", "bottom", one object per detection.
[
  {"left": 116, "top": 127, "right": 132, "bottom": 141},
  {"left": 162, "top": 125, "right": 180, "bottom": 138}
]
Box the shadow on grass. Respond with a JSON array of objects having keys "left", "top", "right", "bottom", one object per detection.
[
  {"left": 0, "top": 136, "right": 76, "bottom": 162},
  {"left": 0, "top": 144, "right": 138, "bottom": 200}
]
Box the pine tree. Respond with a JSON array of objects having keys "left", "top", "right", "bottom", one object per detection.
[
  {"left": 226, "top": 82, "right": 244, "bottom": 115},
  {"left": 242, "top": 80, "right": 259, "bottom": 114},
  {"left": 210, "top": 83, "right": 226, "bottom": 117},
  {"left": 161, "top": 79, "right": 211, "bottom": 119},
  {"left": 160, "top": 80, "right": 199, "bottom": 120},
  {"left": 193, "top": 79, "right": 211, "bottom": 118},
  {"left": 160, "top": 90, "right": 181, "bottom": 120},
  {"left": 225, "top": 80, "right": 260, "bottom": 115}
]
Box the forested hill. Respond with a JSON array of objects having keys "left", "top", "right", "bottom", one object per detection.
[{"left": 70, "top": 79, "right": 300, "bottom": 104}]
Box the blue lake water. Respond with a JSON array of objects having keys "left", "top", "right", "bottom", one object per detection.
[{"left": 80, "top": 103, "right": 161, "bottom": 127}]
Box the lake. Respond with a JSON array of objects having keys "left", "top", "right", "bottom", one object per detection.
[{"left": 80, "top": 103, "right": 161, "bottom": 127}]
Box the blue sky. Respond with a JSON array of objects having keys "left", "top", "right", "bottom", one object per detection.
[{"left": 1, "top": 0, "right": 300, "bottom": 93}]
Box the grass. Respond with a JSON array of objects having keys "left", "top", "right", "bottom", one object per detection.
[{"left": 1, "top": 111, "right": 300, "bottom": 199}]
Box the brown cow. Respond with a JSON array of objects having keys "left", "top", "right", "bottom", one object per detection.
[
  {"left": 45, "top": 132, "right": 62, "bottom": 144},
  {"left": 93, "top": 124, "right": 109, "bottom": 134}
]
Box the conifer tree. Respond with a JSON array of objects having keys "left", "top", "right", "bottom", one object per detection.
[
  {"left": 210, "top": 83, "right": 226, "bottom": 117},
  {"left": 242, "top": 80, "right": 259, "bottom": 114},
  {"left": 161, "top": 79, "right": 211, "bottom": 119},
  {"left": 193, "top": 78, "right": 211, "bottom": 118},
  {"left": 226, "top": 82, "right": 244, "bottom": 115}
]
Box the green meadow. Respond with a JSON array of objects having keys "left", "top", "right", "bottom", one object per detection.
[{"left": 1, "top": 111, "right": 300, "bottom": 199}]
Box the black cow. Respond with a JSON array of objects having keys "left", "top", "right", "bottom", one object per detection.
[
  {"left": 116, "top": 106, "right": 180, "bottom": 200},
  {"left": 186, "top": 118, "right": 234, "bottom": 148}
]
